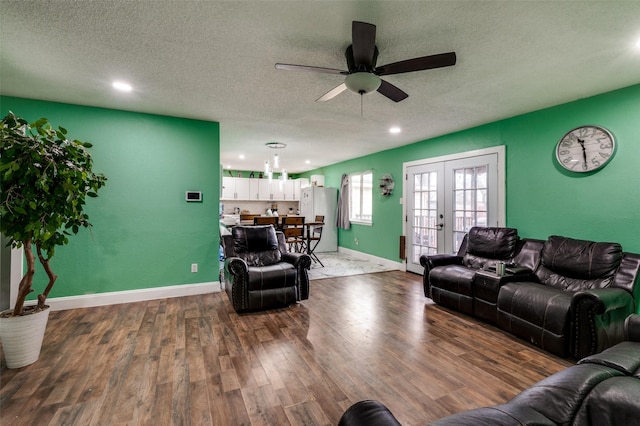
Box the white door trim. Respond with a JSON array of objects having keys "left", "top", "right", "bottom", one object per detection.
[{"left": 402, "top": 146, "right": 506, "bottom": 266}]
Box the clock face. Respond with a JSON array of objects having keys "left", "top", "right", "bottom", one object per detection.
[{"left": 555, "top": 125, "right": 615, "bottom": 172}]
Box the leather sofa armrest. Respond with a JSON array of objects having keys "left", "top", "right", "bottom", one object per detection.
[
  {"left": 225, "top": 256, "right": 248, "bottom": 276},
  {"left": 572, "top": 288, "right": 635, "bottom": 358},
  {"left": 572, "top": 288, "right": 633, "bottom": 314},
  {"left": 281, "top": 252, "right": 312, "bottom": 269},
  {"left": 281, "top": 252, "right": 311, "bottom": 300},
  {"left": 224, "top": 257, "right": 250, "bottom": 311},
  {"left": 420, "top": 254, "right": 463, "bottom": 298},
  {"left": 625, "top": 314, "right": 640, "bottom": 342},
  {"left": 420, "top": 253, "right": 463, "bottom": 269},
  {"left": 339, "top": 400, "right": 401, "bottom": 426}
]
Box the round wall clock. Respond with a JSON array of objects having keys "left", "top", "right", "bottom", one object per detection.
[{"left": 555, "top": 125, "right": 615, "bottom": 173}]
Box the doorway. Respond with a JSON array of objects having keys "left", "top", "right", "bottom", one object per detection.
[{"left": 404, "top": 147, "right": 505, "bottom": 274}]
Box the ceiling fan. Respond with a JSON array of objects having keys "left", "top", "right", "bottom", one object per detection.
[{"left": 275, "top": 21, "right": 456, "bottom": 103}]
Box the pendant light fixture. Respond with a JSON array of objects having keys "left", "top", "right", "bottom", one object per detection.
[{"left": 264, "top": 142, "right": 287, "bottom": 184}]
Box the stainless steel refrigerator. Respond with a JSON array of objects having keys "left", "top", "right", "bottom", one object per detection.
[{"left": 299, "top": 186, "right": 338, "bottom": 252}]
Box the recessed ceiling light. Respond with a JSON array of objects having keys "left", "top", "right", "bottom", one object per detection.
[
  {"left": 389, "top": 126, "right": 401, "bottom": 134},
  {"left": 112, "top": 81, "right": 132, "bottom": 92},
  {"left": 239, "top": 154, "right": 245, "bottom": 159},
  {"left": 305, "top": 160, "right": 310, "bottom": 164}
]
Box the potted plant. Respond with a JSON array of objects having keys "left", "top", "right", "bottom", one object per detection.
[{"left": 0, "top": 111, "right": 107, "bottom": 368}]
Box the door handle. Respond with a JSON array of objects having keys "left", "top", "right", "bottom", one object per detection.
[{"left": 437, "top": 223, "right": 444, "bottom": 230}]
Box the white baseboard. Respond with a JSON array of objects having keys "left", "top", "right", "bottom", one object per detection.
[
  {"left": 44, "top": 281, "right": 221, "bottom": 312},
  {"left": 337, "top": 247, "right": 404, "bottom": 271}
]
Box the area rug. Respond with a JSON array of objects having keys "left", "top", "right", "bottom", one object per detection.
[{"left": 308, "top": 251, "right": 396, "bottom": 280}]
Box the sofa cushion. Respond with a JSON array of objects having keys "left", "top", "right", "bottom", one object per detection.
[
  {"left": 498, "top": 282, "right": 572, "bottom": 336},
  {"left": 463, "top": 227, "right": 519, "bottom": 267},
  {"left": 232, "top": 225, "right": 281, "bottom": 266},
  {"left": 572, "top": 376, "right": 640, "bottom": 426},
  {"left": 430, "top": 265, "right": 476, "bottom": 297},
  {"left": 537, "top": 236, "right": 622, "bottom": 291},
  {"left": 247, "top": 263, "right": 296, "bottom": 291}
]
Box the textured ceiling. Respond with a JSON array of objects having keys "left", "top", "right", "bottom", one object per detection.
[{"left": 2, "top": 1, "right": 639, "bottom": 173}]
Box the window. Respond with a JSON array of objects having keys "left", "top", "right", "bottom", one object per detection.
[{"left": 349, "top": 171, "right": 373, "bottom": 224}]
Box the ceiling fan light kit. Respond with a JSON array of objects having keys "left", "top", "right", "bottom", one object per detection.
[
  {"left": 345, "top": 72, "right": 381, "bottom": 95},
  {"left": 275, "top": 20, "right": 456, "bottom": 104}
]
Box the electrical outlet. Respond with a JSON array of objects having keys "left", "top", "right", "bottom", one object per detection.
[
  {"left": 354, "top": 238, "right": 359, "bottom": 245},
  {"left": 191, "top": 263, "right": 198, "bottom": 273}
]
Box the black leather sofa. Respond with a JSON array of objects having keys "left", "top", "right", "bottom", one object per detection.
[
  {"left": 339, "top": 315, "right": 640, "bottom": 426},
  {"left": 421, "top": 230, "right": 640, "bottom": 358},
  {"left": 222, "top": 225, "right": 311, "bottom": 312}
]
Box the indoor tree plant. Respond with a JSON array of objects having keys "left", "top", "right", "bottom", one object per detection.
[{"left": 0, "top": 111, "right": 107, "bottom": 368}]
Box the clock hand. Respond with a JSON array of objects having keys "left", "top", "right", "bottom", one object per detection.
[{"left": 578, "top": 138, "right": 587, "bottom": 167}]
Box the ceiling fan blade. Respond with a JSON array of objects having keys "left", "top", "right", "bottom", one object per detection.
[
  {"left": 275, "top": 63, "right": 348, "bottom": 75},
  {"left": 377, "top": 79, "right": 408, "bottom": 102},
  {"left": 351, "top": 21, "right": 376, "bottom": 69},
  {"left": 375, "top": 52, "right": 456, "bottom": 76},
  {"left": 316, "top": 83, "right": 347, "bottom": 102}
]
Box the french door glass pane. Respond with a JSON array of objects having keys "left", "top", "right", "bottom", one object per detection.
[
  {"left": 412, "top": 171, "right": 438, "bottom": 262},
  {"left": 452, "top": 165, "right": 489, "bottom": 252}
]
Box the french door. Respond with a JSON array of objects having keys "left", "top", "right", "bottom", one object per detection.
[{"left": 404, "top": 148, "right": 504, "bottom": 274}]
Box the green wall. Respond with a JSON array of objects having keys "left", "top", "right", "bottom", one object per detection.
[
  {"left": 1, "top": 96, "right": 220, "bottom": 298},
  {"left": 306, "top": 84, "right": 640, "bottom": 261}
]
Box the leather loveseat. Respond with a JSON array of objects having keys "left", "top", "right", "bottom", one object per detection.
[
  {"left": 339, "top": 315, "right": 640, "bottom": 426},
  {"left": 223, "top": 225, "right": 311, "bottom": 312},
  {"left": 422, "top": 231, "right": 640, "bottom": 358}
]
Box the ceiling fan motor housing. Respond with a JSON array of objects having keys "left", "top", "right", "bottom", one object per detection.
[{"left": 345, "top": 45, "right": 379, "bottom": 72}]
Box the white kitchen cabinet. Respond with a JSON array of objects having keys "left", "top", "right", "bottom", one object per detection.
[
  {"left": 248, "top": 178, "right": 261, "bottom": 200},
  {"left": 221, "top": 177, "right": 250, "bottom": 200},
  {"left": 282, "top": 180, "right": 295, "bottom": 200},
  {"left": 223, "top": 177, "right": 308, "bottom": 201},
  {"left": 259, "top": 179, "right": 286, "bottom": 200}
]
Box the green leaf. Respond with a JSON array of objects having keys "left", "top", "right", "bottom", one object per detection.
[
  {"left": 87, "top": 191, "right": 98, "bottom": 197},
  {"left": 29, "top": 201, "right": 37, "bottom": 210}
]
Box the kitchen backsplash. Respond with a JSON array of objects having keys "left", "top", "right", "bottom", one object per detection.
[{"left": 221, "top": 201, "right": 299, "bottom": 216}]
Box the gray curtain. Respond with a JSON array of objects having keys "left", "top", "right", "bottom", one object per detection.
[{"left": 336, "top": 173, "right": 350, "bottom": 230}]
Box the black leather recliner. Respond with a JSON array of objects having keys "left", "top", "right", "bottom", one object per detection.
[
  {"left": 497, "top": 235, "right": 640, "bottom": 358},
  {"left": 420, "top": 227, "right": 520, "bottom": 316},
  {"left": 223, "top": 225, "right": 311, "bottom": 312}
]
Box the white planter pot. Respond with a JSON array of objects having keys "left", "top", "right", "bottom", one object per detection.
[{"left": 0, "top": 306, "right": 50, "bottom": 369}]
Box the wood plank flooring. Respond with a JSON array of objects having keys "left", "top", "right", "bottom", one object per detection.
[{"left": 1, "top": 271, "right": 572, "bottom": 425}]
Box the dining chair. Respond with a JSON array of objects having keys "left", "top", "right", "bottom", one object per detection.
[
  {"left": 306, "top": 222, "right": 324, "bottom": 266},
  {"left": 240, "top": 213, "right": 259, "bottom": 222},
  {"left": 281, "top": 216, "right": 305, "bottom": 252},
  {"left": 253, "top": 216, "right": 279, "bottom": 227}
]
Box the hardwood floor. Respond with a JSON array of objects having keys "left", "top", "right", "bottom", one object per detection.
[{"left": 1, "top": 271, "right": 572, "bottom": 425}]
